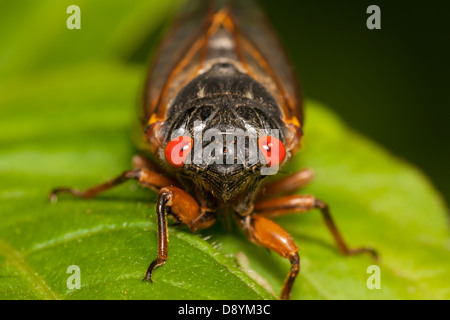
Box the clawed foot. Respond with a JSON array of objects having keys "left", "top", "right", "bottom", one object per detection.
[
  {"left": 48, "top": 187, "right": 84, "bottom": 203},
  {"left": 142, "top": 258, "right": 166, "bottom": 282},
  {"left": 345, "top": 246, "right": 379, "bottom": 262}
]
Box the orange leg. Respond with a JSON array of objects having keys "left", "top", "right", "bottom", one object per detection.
[
  {"left": 240, "top": 194, "right": 377, "bottom": 299},
  {"left": 131, "top": 154, "right": 163, "bottom": 173},
  {"left": 49, "top": 155, "right": 215, "bottom": 283},
  {"left": 144, "top": 186, "right": 216, "bottom": 281},
  {"left": 258, "top": 168, "right": 314, "bottom": 199},
  {"left": 236, "top": 214, "right": 299, "bottom": 300},
  {"left": 49, "top": 155, "right": 178, "bottom": 202},
  {"left": 254, "top": 195, "right": 378, "bottom": 259}
]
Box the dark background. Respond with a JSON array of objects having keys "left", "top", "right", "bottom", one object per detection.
[{"left": 256, "top": 0, "right": 449, "bottom": 206}]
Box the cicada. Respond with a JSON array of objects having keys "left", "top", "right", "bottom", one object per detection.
[{"left": 51, "top": 0, "right": 377, "bottom": 299}]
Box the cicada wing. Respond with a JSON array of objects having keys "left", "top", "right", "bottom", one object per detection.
[
  {"left": 230, "top": 0, "right": 303, "bottom": 127},
  {"left": 142, "top": 0, "right": 210, "bottom": 125}
]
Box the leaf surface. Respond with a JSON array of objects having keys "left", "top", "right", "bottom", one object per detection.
[{"left": 0, "top": 0, "right": 448, "bottom": 300}]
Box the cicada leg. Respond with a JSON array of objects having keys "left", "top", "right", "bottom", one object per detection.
[
  {"left": 235, "top": 214, "right": 299, "bottom": 300},
  {"left": 240, "top": 194, "right": 377, "bottom": 300},
  {"left": 50, "top": 155, "right": 217, "bottom": 283},
  {"left": 253, "top": 195, "right": 378, "bottom": 259},
  {"left": 144, "top": 186, "right": 216, "bottom": 281},
  {"left": 131, "top": 154, "right": 164, "bottom": 173},
  {"left": 49, "top": 155, "right": 178, "bottom": 202},
  {"left": 258, "top": 168, "right": 314, "bottom": 199}
]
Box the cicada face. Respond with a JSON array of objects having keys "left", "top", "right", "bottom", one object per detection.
[
  {"left": 142, "top": 0, "right": 303, "bottom": 212},
  {"left": 159, "top": 62, "right": 290, "bottom": 206}
]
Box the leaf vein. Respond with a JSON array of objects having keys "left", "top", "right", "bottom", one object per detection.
[{"left": 0, "top": 240, "right": 59, "bottom": 300}]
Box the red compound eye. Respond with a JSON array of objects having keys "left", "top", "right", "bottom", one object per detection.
[
  {"left": 165, "top": 136, "right": 193, "bottom": 168},
  {"left": 258, "top": 136, "right": 286, "bottom": 167}
]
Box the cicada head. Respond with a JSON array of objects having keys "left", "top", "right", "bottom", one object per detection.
[{"left": 151, "top": 63, "right": 298, "bottom": 211}]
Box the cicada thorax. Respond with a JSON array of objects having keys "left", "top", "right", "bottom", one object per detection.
[
  {"left": 143, "top": 0, "right": 303, "bottom": 151},
  {"left": 141, "top": 0, "right": 303, "bottom": 211}
]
